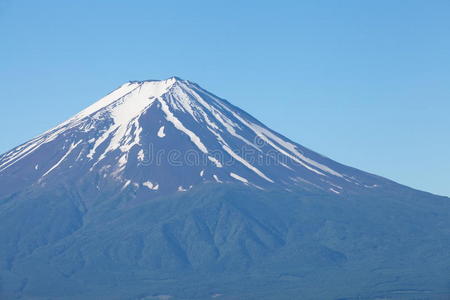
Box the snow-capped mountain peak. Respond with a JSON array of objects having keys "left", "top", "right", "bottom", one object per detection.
[{"left": 0, "top": 77, "right": 387, "bottom": 198}]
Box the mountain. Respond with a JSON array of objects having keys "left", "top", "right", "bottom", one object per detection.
[
  {"left": 0, "top": 77, "right": 449, "bottom": 300},
  {"left": 0, "top": 77, "right": 397, "bottom": 198}
]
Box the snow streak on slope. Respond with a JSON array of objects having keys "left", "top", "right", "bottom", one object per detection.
[
  {"left": 157, "top": 96, "right": 208, "bottom": 154},
  {"left": 41, "top": 141, "right": 82, "bottom": 178}
]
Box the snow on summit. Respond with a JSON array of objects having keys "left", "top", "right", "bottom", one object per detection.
[{"left": 0, "top": 76, "right": 386, "bottom": 197}]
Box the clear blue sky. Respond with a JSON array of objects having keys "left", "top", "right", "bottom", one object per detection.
[{"left": 1, "top": 0, "right": 449, "bottom": 196}]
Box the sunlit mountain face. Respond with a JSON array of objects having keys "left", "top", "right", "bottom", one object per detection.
[{"left": 0, "top": 77, "right": 449, "bottom": 300}]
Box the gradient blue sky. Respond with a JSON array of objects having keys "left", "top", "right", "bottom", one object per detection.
[{"left": 0, "top": 0, "right": 449, "bottom": 196}]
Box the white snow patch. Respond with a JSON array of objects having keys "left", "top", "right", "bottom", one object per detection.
[
  {"left": 178, "top": 186, "right": 187, "bottom": 192},
  {"left": 213, "top": 175, "right": 222, "bottom": 183},
  {"left": 137, "top": 149, "right": 145, "bottom": 161},
  {"left": 364, "top": 184, "right": 380, "bottom": 188},
  {"left": 157, "top": 126, "right": 166, "bottom": 138},
  {"left": 230, "top": 172, "right": 249, "bottom": 184},
  {"left": 73, "top": 82, "right": 140, "bottom": 121},
  {"left": 120, "top": 118, "right": 143, "bottom": 152},
  {"left": 87, "top": 130, "right": 111, "bottom": 160},
  {"left": 208, "top": 156, "right": 223, "bottom": 168},
  {"left": 122, "top": 180, "right": 131, "bottom": 190},
  {"left": 330, "top": 188, "right": 341, "bottom": 194},
  {"left": 280, "top": 162, "right": 294, "bottom": 170},
  {"left": 143, "top": 181, "right": 159, "bottom": 190},
  {"left": 118, "top": 154, "right": 128, "bottom": 167}
]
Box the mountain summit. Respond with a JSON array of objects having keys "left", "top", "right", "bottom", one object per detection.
[
  {"left": 0, "top": 78, "right": 449, "bottom": 300},
  {"left": 1, "top": 77, "right": 394, "bottom": 198}
]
